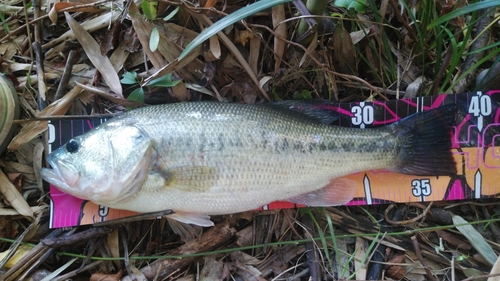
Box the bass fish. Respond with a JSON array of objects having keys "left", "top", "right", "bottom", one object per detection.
[{"left": 41, "top": 102, "right": 457, "bottom": 226}]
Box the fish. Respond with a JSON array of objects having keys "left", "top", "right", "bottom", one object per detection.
[{"left": 40, "top": 102, "right": 457, "bottom": 227}]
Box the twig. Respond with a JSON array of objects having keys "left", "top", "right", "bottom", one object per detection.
[
  {"left": 22, "top": 0, "right": 34, "bottom": 60},
  {"left": 120, "top": 228, "right": 132, "bottom": 277},
  {"left": 32, "top": 0, "right": 48, "bottom": 109},
  {"left": 384, "top": 202, "right": 433, "bottom": 225},
  {"left": 1, "top": 229, "right": 65, "bottom": 281},
  {"left": 453, "top": 7, "right": 494, "bottom": 93},
  {"left": 300, "top": 213, "right": 321, "bottom": 280},
  {"left": 411, "top": 235, "right": 438, "bottom": 281},
  {"left": 13, "top": 114, "right": 116, "bottom": 123},
  {"left": 0, "top": 223, "right": 34, "bottom": 269},
  {"left": 431, "top": 33, "right": 459, "bottom": 96},
  {"left": 52, "top": 261, "right": 106, "bottom": 281},
  {"left": 33, "top": 42, "right": 48, "bottom": 109},
  {"left": 42, "top": 226, "right": 117, "bottom": 248},
  {"left": 388, "top": 0, "right": 418, "bottom": 44},
  {"left": 92, "top": 209, "right": 174, "bottom": 226},
  {"left": 184, "top": 8, "right": 272, "bottom": 101},
  {"left": 54, "top": 50, "right": 77, "bottom": 100},
  {"left": 462, "top": 272, "right": 500, "bottom": 281},
  {"left": 17, "top": 246, "right": 57, "bottom": 280},
  {"left": 121, "top": 221, "right": 236, "bottom": 281}
]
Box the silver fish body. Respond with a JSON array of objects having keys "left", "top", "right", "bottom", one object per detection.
[{"left": 41, "top": 102, "right": 456, "bottom": 226}]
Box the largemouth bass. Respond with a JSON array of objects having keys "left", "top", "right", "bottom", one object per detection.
[{"left": 40, "top": 102, "right": 457, "bottom": 226}]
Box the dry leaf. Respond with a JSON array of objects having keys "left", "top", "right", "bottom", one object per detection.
[
  {"left": 436, "top": 229, "right": 472, "bottom": 250},
  {"left": 128, "top": 2, "right": 167, "bottom": 68},
  {"left": 248, "top": 35, "right": 260, "bottom": 76},
  {"left": 439, "top": 0, "right": 465, "bottom": 28},
  {"left": 488, "top": 255, "right": 500, "bottom": 281},
  {"left": 207, "top": 35, "right": 221, "bottom": 61},
  {"left": 230, "top": 251, "right": 265, "bottom": 281},
  {"left": 44, "top": 11, "right": 120, "bottom": 55},
  {"left": 404, "top": 76, "right": 424, "bottom": 99},
  {"left": 65, "top": 12, "right": 123, "bottom": 97},
  {"left": 386, "top": 252, "right": 407, "bottom": 279},
  {"left": 0, "top": 169, "right": 34, "bottom": 218},
  {"left": 0, "top": 245, "right": 33, "bottom": 268},
  {"left": 354, "top": 237, "right": 368, "bottom": 280},
  {"left": 32, "top": 141, "right": 45, "bottom": 192},
  {"left": 272, "top": 4, "right": 286, "bottom": 71},
  {"left": 235, "top": 29, "right": 254, "bottom": 46},
  {"left": 76, "top": 82, "right": 144, "bottom": 108},
  {"left": 130, "top": 264, "right": 147, "bottom": 281},
  {"left": 121, "top": 27, "right": 141, "bottom": 53},
  {"left": 107, "top": 229, "right": 120, "bottom": 269},
  {"left": 350, "top": 26, "right": 374, "bottom": 45},
  {"left": 386, "top": 264, "right": 406, "bottom": 280},
  {"left": 90, "top": 270, "right": 123, "bottom": 281},
  {"left": 6, "top": 172, "right": 22, "bottom": 193},
  {"left": 49, "top": 2, "right": 103, "bottom": 24},
  {"left": 199, "top": 256, "right": 225, "bottom": 281},
  {"left": 330, "top": 26, "right": 358, "bottom": 77},
  {"left": 0, "top": 206, "right": 46, "bottom": 216},
  {"left": 100, "top": 20, "right": 121, "bottom": 55},
  {"left": 8, "top": 86, "right": 83, "bottom": 150},
  {"left": 109, "top": 41, "right": 131, "bottom": 73}
]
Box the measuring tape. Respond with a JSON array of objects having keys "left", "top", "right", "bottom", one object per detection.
[{"left": 48, "top": 91, "right": 500, "bottom": 228}]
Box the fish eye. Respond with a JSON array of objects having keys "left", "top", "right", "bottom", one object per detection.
[{"left": 66, "top": 139, "right": 80, "bottom": 153}]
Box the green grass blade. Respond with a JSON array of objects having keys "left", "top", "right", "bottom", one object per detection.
[
  {"left": 427, "top": 0, "right": 499, "bottom": 29},
  {"left": 304, "top": 208, "right": 335, "bottom": 275},
  {"left": 178, "top": 0, "right": 294, "bottom": 60},
  {"left": 324, "top": 209, "right": 343, "bottom": 277}
]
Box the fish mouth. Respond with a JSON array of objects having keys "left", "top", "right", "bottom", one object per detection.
[{"left": 40, "top": 154, "right": 80, "bottom": 191}]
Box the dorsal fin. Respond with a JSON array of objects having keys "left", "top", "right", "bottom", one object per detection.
[{"left": 269, "top": 100, "right": 339, "bottom": 124}]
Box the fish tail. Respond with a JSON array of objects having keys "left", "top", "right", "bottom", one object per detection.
[{"left": 391, "top": 104, "right": 457, "bottom": 176}]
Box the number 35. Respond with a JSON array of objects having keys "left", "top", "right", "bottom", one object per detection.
[{"left": 412, "top": 179, "right": 431, "bottom": 197}]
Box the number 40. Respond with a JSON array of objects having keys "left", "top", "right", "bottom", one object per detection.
[{"left": 469, "top": 94, "right": 492, "bottom": 117}]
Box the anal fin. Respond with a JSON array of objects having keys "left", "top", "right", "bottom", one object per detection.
[
  {"left": 288, "top": 178, "right": 357, "bottom": 206},
  {"left": 166, "top": 217, "right": 203, "bottom": 241},
  {"left": 168, "top": 211, "right": 215, "bottom": 227}
]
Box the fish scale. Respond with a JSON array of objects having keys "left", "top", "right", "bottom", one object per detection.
[{"left": 41, "top": 102, "right": 457, "bottom": 226}]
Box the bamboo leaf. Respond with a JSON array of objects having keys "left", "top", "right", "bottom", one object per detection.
[
  {"left": 163, "top": 6, "right": 179, "bottom": 21},
  {"left": 148, "top": 73, "right": 180, "bottom": 87},
  {"left": 0, "top": 169, "right": 33, "bottom": 218},
  {"left": 453, "top": 215, "right": 498, "bottom": 265},
  {"left": 150, "top": 27, "right": 160, "bottom": 52},
  {"left": 64, "top": 12, "right": 123, "bottom": 96}
]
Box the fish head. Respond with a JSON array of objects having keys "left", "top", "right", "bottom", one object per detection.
[{"left": 41, "top": 121, "right": 154, "bottom": 205}]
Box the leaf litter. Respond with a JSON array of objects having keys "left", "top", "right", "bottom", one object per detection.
[{"left": 1, "top": 0, "right": 500, "bottom": 280}]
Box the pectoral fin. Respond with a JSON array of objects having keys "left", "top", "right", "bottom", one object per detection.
[
  {"left": 151, "top": 166, "right": 218, "bottom": 192},
  {"left": 288, "top": 178, "right": 357, "bottom": 206}
]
